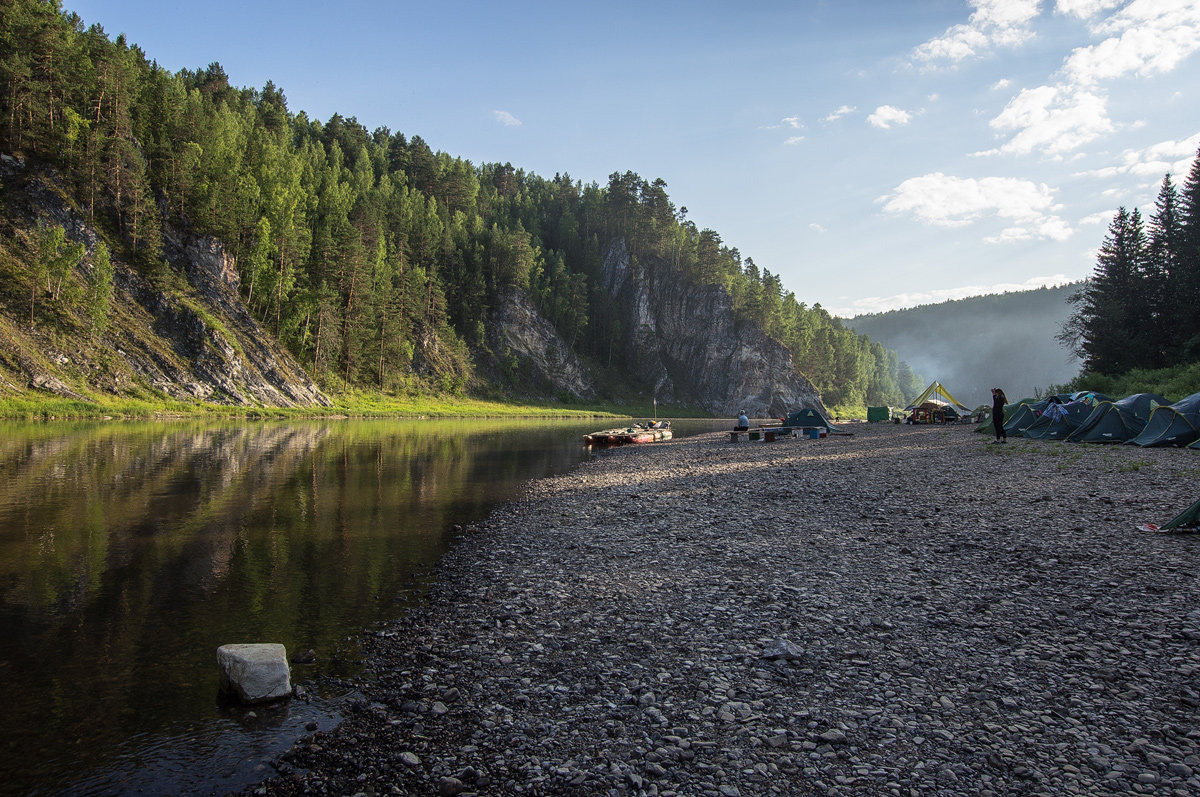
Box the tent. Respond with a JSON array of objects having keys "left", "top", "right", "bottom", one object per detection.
[
  {"left": 975, "top": 396, "right": 1036, "bottom": 433},
  {"left": 785, "top": 407, "right": 852, "bottom": 435},
  {"left": 1004, "top": 398, "right": 1053, "bottom": 436},
  {"left": 904, "top": 381, "right": 972, "bottom": 423},
  {"left": 1003, "top": 393, "right": 1084, "bottom": 437},
  {"left": 1162, "top": 498, "right": 1200, "bottom": 531},
  {"left": 1128, "top": 392, "right": 1200, "bottom": 447},
  {"left": 1022, "top": 398, "right": 1097, "bottom": 440},
  {"left": 1144, "top": 498, "right": 1200, "bottom": 532},
  {"left": 1068, "top": 393, "right": 1170, "bottom": 443}
]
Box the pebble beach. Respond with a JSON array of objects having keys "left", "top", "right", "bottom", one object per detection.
[{"left": 250, "top": 423, "right": 1200, "bottom": 797}]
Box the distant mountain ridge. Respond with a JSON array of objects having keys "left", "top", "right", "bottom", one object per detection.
[{"left": 845, "top": 285, "right": 1082, "bottom": 406}]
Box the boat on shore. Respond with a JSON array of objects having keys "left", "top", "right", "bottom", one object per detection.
[{"left": 583, "top": 421, "right": 672, "bottom": 446}]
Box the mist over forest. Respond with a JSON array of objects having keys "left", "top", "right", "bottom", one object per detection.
[{"left": 844, "top": 284, "right": 1082, "bottom": 407}]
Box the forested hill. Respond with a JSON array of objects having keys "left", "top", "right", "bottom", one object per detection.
[
  {"left": 845, "top": 284, "right": 1082, "bottom": 406},
  {"left": 0, "top": 0, "right": 922, "bottom": 414}
]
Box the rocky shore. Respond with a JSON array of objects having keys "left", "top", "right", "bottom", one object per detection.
[{"left": 249, "top": 424, "right": 1200, "bottom": 797}]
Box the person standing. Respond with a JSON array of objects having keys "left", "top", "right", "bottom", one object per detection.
[{"left": 991, "top": 387, "right": 1008, "bottom": 443}]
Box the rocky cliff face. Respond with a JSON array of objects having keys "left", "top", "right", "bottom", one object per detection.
[
  {"left": 485, "top": 285, "right": 596, "bottom": 401},
  {"left": 2, "top": 157, "right": 329, "bottom": 408},
  {"left": 601, "top": 240, "right": 825, "bottom": 417}
]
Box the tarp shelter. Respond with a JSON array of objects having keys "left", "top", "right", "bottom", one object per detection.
[
  {"left": 905, "top": 381, "right": 971, "bottom": 422},
  {"left": 1068, "top": 393, "right": 1170, "bottom": 443},
  {"left": 1128, "top": 392, "right": 1200, "bottom": 447},
  {"left": 785, "top": 407, "right": 852, "bottom": 435}
]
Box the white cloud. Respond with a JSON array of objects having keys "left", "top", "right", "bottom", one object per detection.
[
  {"left": 868, "top": 105, "right": 912, "bottom": 129},
  {"left": 991, "top": 78, "right": 1012, "bottom": 90},
  {"left": 911, "top": 0, "right": 1041, "bottom": 66},
  {"left": 782, "top": 115, "right": 804, "bottom": 129},
  {"left": 1079, "top": 210, "right": 1115, "bottom": 225},
  {"left": 809, "top": 223, "right": 827, "bottom": 233},
  {"left": 1075, "top": 130, "right": 1200, "bottom": 178},
  {"left": 785, "top": 136, "right": 806, "bottom": 145},
  {"left": 880, "top": 172, "right": 1072, "bottom": 241},
  {"left": 492, "top": 110, "right": 522, "bottom": 127},
  {"left": 1054, "top": 0, "right": 1123, "bottom": 20},
  {"left": 823, "top": 105, "right": 856, "bottom": 122},
  {"left": 834, "top": 274, "right": 1075, "bottom": 317},
  {"left": 978, "top": 1, "right": 1200, "bottom": 158},
  {"left": 1065, "top": 0, "right": 1200, "bottom": 86},
  {"left": 985, "top": 85, "right": 1113, "bottom": 156}
]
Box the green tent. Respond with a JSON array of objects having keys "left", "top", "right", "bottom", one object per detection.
[
  {"left": 1068, "top": 393, "right": 1169, "bottom": 443},
  {"left": 975, "top": 397, "right": 1036, "bottom": 433},
  {"left": 1129, "top": 392, "right": 1200, "bottom": 447},
  {"left": 1147, "top": 498, "right": 1200, "bottom": 532},
  {"left": 785, "top": 407, "right": 852, "bottom": 435}
]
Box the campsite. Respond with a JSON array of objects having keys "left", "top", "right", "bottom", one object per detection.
[
  {"left": 250, "top": 422, "right": 1200, "bottom": 796},
  {"left": 979, "top": 391, "right": 1200, "bottom": 448}
]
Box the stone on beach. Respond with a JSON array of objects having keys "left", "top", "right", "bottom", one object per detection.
[
  {"left": 217, "top": 643, "right": 291, "bottom": 704},
  {"left": 247, "top": 425, "right": 1200, "bottom": 796}
]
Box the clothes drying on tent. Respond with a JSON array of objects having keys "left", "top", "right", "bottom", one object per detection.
[
  {"left": 1022, "top": 400, "right": 1093, "bottom": 440},
  {"left": 1128, "top": 392, "right": 1200, "bottom": 447}
]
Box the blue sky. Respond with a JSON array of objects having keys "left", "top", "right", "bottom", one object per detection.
[{"left": 66, "top": 0, "right": 1200, "bottom": 317}]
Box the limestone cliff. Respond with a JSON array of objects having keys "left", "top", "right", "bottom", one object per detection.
[{"left": 600, "top": 240, "right": 826, "bottom": 417}]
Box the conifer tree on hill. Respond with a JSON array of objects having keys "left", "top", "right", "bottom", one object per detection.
[{"left": 0, "top": 0, "right": 921, "bottom": 407}]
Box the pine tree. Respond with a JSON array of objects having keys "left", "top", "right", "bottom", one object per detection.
[
  {"left": 1060, "top": 207, "right": 1148, "bottom": 374},
  {"left": 1177, "top": 147, "right": 1200, "bottom": 358},
  {"left": 1145, "top": 173, "right": 1184, "bottom": 365}
]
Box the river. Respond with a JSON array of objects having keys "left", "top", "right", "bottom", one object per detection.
[{"left": 0, "top": 417, "right": 723, "bottom": 796}]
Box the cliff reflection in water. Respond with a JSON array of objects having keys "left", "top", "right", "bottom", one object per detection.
[{"left": 0, "top": 418, "right": 600, "bottom": 795}]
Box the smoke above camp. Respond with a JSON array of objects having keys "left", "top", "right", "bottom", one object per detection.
[{"left": 845, "top": 284, "right": 1082, "bottom": 408}]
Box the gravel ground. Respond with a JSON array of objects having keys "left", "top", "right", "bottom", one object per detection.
[{"left": 248, "top": 423, "right": 1200, "bottom": 797}]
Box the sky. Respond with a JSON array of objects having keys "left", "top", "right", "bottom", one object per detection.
[{"left": 64, "top": 0, "right": 1200, "bottom": 317}]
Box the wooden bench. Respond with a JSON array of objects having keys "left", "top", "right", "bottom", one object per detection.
[{"left": 729, "top": 428, "right": 792, "bottom": 442}]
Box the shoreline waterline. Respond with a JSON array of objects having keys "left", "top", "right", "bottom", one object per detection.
[{"left": 249, "top": 424, "right": 1200, "bottom": 796}]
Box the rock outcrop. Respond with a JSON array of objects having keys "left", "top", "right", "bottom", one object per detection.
[
  {"left": 485, "top": 285, "right": 596, "bottom": 401},
  {"left": 601, "top": 240, "right": 825, "bottom": 417},
  {"left": 3, "top": 157, "right": 330, "bottom": 408}
]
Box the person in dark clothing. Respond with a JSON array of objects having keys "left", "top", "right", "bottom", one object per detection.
[{"left": 991, "top": 387, "right": 1008, "bottom": 443}]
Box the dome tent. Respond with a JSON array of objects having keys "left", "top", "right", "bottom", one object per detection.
[
  {"left": 1068, "top": 393, "right": 1170, "bottom": 444},
  {"left": 1128, "top": 393, "right": 1200, "bottom": 447}
]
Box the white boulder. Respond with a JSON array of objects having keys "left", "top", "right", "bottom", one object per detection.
[{"left": 217, "top": 643, "right": 291, "bottom": 703}]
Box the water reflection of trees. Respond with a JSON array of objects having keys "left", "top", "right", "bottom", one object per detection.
[{"left": 0, "top": 418, "right": 595, "bottom": 795}]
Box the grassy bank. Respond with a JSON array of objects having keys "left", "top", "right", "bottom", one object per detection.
[{"left": 0, "top": 389, "right": 716, "bottom": 422}]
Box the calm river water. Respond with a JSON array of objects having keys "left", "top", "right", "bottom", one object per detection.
[{"left": 0, "top": 417, "right": 723, "bottom": 796}]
